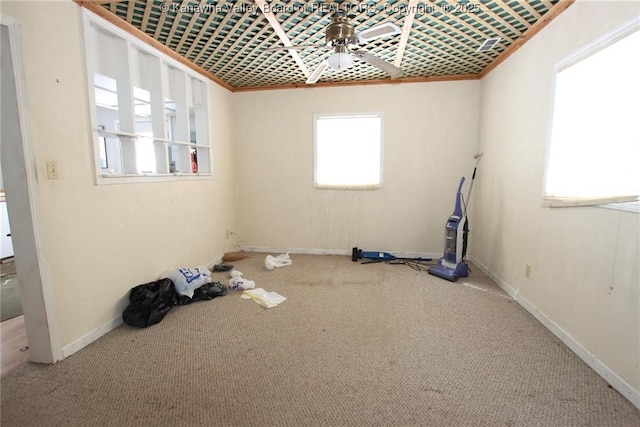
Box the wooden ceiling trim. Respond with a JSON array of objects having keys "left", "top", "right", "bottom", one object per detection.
[
  {"left": 394, "top": 0, "right": 418, "bottom": 68},
  {"left": 480, "top": 0, "right": 574, "bottom": 78},
  {"left": 254, "top": 0, "right": 310, "bottom": 77},
  {"left": 74, "top": 1, "right": 234, "bottom": 91}
]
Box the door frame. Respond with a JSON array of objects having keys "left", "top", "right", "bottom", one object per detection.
[{"left": 1, "top": 14, "right": 62, "bottom": 363}]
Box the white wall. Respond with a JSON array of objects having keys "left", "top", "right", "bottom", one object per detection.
[
  {"left": 232, "top": 82, "right": 481, "bottom": 255},
  {"left": 5, "top": 0, "right": 637, "bottom": 408},
  {"left": 0, "top": 1, "right": 237, "bottom": 350},
  {"left": 474, "top": 0, "right": 639, "bottom": 399}
]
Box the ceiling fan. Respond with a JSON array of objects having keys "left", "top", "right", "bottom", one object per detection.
[{"left": 268, "top": 9, "right": 403, "bottom": 84}]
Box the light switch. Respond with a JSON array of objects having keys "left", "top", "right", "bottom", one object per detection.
[{"left": 46, "top": 161, "right": 60, "bottom": 180}]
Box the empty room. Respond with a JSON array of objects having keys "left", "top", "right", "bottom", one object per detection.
[{"left": 1, "top": 0, "right": 638, "bottom": 425}]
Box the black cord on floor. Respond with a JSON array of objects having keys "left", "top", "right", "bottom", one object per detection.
[
  {"left": 360, "top": 258, "right": 436, "bottom": 272},
  {"left": 385, "top": 259, "right": 435, "bottom": 272}
]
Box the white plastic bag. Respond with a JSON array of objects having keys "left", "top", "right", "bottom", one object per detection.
[
  {"left": 265, "top": 253, "right": 292, "bottom": 270},
  {"left": 160, "top": 266, "right": 212, "bottom": 298}
]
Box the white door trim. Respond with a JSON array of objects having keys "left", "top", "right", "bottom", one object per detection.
[{"left": 1, "top": 14, "right": 62, "bottom": 363}]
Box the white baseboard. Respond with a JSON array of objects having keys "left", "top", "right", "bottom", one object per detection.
[
  {"left": 62, "top": 251, "right": 638, "bottom": 410},
  {"left": 61, "top": 254, "right": 228, "bottom": 360},
  {"left": 241, "top": 246, "right": 441, "bottom": 260},
  {"left": 469, "top": 255, "right": 640, "bottom": 410},
  {"left": 241, "top": 246, "right": 352, "bottom": 256},
  {"left": 61, "top": 315, "right": 123, "bottom": 359}
]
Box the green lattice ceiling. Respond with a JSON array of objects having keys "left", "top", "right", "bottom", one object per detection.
[{"left": 91, "top": 0, "right": 564, "bottom": 89}]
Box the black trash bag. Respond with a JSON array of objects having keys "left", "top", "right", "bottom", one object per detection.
[
  {"left": 176, "top": 281, "right": 228, "bottom": 305},
  {"left": 123, "top": 278, "right": 177, "bottom": 328}
]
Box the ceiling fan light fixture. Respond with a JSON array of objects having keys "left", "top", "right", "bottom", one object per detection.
[{"left": 327, "top": 51, "right": 353, "bottom": 72}]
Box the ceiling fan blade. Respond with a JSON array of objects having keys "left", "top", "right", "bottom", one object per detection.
[
  {"left": 354, "top": 52, "right": 403, "bottom": 78},
  {"left": 265, "top": 45, "right": 327, "bottom": 52},
  {"left": 306, "top": 60, "right": 328, "bottom": 84},
  {"left": 355, "top": 22, "right": 401, "bottom": 43}
]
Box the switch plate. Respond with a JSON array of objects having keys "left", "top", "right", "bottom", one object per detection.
[
  {"left": 46, "top": 161, "right": 60, "bottom": 180},
  {"left": 525, "top": 264, "right": 532, "bottom": 279}
]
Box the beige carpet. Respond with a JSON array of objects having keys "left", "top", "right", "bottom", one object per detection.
[{"left": 1, "top": 254, "right": 638, "bottom": 426}]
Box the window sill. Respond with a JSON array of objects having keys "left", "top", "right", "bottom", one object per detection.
[
  {"left": 599, "top": 201, "right": 640, "bottom": 214},
  {"left": 541, "top": 198, "right": 640, "bottom": 214},
  {"left": 96, "top": 173, "right": 212, "bottom": 185},
  {"left": 314, "top": 184, "right": 382, "bottom": 191}
]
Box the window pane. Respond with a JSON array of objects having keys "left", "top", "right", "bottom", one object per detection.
[
  {"left": 315, "top": 115, "right": 382, "bottom": 187},
  {"left": 134, "top": 87, "right": 156, "bottom": 174},
  {"left": 94, "top": 73, "right": 119, "bottom": 133},
  {"left": 136, "top": 137, "right": 155, "bottom": 174},
  {"left": 546, "top": 29, "right": 640, "bottom": 200},
  {"left": 168, "top": 146, "right": 179, "bottom": 173},
  {"left": 164, "top": 98, "right": 175, "bottom": 140},
  {"left": 84, "top": 12, "right": 212, "bottom": 179}
]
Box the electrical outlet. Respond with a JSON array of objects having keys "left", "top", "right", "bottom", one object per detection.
[
  {"left": 46, "top": 161, "right": 60, "bottom": 180},
  {"left": 525, "top": 264, "right": 532, "bottom": 279}
]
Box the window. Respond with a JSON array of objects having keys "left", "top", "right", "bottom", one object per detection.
[
  {"left": 83, "top": 11, "right": 211, "bottom": 182},
  {"left": 544, "top": 21, "right": 639, "bottom": 208},
  {"left": 314, "top": 113, "right": 383, "bottom": 189}
]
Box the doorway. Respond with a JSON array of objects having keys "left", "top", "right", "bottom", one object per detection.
[{"left": 1, "top": 16, "right": 61, "bottom": 366}]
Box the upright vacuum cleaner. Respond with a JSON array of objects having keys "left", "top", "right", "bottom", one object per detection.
[{"left": 428, "top": 153, "right": 483, "bottom": 282}]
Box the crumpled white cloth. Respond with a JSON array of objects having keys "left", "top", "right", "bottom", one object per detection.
[
  {"left": 229, "top": 276, "right": 255, "bottom": 291},
  {"left": 241, "top": 288, "right": 287, "bottom": 308}
]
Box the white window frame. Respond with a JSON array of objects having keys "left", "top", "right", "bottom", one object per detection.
[
  {"left": 542, "top": 17, "right": 640, "bottom": 212},
  {"left": 82, "top": 9, "right": 212, "bottom": 184},
  {"left": 313, "top": 112, "right": 384, "bottom": 190}
]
